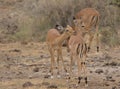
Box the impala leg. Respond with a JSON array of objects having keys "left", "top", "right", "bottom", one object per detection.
[
  {"left": 67, "top": 54, "right": 73, "bottom": 80},
  {"left": 49, "top": 48, "right": 55, "bottom": 77},
  {"left": 96, "top": 33, "right": 99, "bottom": 52},
  {"left": 57, "top": 49, "right": 60, "bottom": 76},
  {"left": 96, "top": 26, "right": 99, "bottom": 52},
  {"left": 82, "top": 55, "right": 88, "bottom": 87},
  {"left": 66, "top": 38, "right": 70, "bottom": 52},
  {"left": 59, "top": 48, "right": 67, "bottom": 73},
  {"left": 69, "top": 54, "right": 74, "bottom": 78},
  {"left": 88, "top": 33, "right": 94, "bottom": 52},
  {"left": 83, "top": 63, "right": 88, "bottom": 87},
  {"left": 77, "top": 57, "right": 82, "bottom": 84}
]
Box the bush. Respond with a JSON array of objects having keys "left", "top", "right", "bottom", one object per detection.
[
  {"left": 100, "top": 27, "right": 120, "bottom": 47},
  {"left": 110, "top": 0, "right": 120, "bottom": 7},
  {"left": 0, "top": 0, "right": 119, "bottom": 46}
]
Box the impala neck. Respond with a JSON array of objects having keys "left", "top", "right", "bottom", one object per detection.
[
  {"left": 55, "top": 32, "right": 69, "bottom": 45},
  {"left": 74, "top": 24, "right": 88, "bottom": 36},
  {"left": 76, "top": 28, "right": 86, "bottom": 37}
]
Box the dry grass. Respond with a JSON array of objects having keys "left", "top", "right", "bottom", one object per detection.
[
  {"left": 100, "top": 27, "right": 120, "bottom": 47},
  {"left": 0, "top": 0, "right": 119, "bottom": 46}
]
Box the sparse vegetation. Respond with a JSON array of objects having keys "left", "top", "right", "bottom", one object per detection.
[
  {"left": 0, "top": 1, "right": 120, "bottom": 89},
  {"left": 0, "top": 0, "right": 119, "bottom": 47},
  {"left": 100, "top": 27, "right": 120, "bottom": 47}
]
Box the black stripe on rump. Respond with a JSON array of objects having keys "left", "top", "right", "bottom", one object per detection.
[
  {"left": 76, "top": 43, "right": 80, "bottom": 55},
  {"left": 80, "top": 44, "right": 83, "bottom": 58},
  {"left": 85, "top": 43, "right": 87, "bottom": 53}
]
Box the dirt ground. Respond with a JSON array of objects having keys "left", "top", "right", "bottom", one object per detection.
[{"left": 0, "top": 42, "right": 120, "bottom": 89}]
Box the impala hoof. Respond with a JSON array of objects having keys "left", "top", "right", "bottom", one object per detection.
[
  {"left": 51, "top": 76, "right": 54, "bottom": 79},
  {"left": 85, "top": 84, "right": 88, "bottom": 87},
  {"left": 66, "top": 72, "right": 69, "bottom": 76},
  {"left": 48, "top": 72, "right": 51, "bottom": 75},
  {"left": 97, "top": 46, "right": 99, "bottom": 52},
  {"left": 87, "top": 47, "right": 90, "bottom": 52},
  {"left": 57, "top": 75, "right": 61, "bottom": 78}
]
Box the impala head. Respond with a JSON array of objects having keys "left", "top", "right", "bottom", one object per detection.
[
  {"left": 64, "top": 25, "right": 76, "bottom": 36},
  {"left": 55, "top": 24, "right": 64, "bottom": 34},
  {"left": 73, "top": 17, "right": 87, "bottom": 32}
]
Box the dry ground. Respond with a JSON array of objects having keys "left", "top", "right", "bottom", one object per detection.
[{"left": 0, "top": 42, "right": 120, "bottom": 89}]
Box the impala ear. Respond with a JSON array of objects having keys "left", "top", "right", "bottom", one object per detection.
[
  {"left": 67, "top": 25, "right": 70, "bottom": 28},
  {"left": 73, "top": 16, "right": 76, "bottom": 20},
  {"left": 55, "top": 24, "right": 59, "bottom": 28},
  {"left": 73, "top": 19, "right": 77, "bottom": 24}
]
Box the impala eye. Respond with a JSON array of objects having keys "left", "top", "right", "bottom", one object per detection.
[
  {"left": 81, "top": 22, "right": 85, "bottom": 28},
  {"left": 66, "top": 29, "right": 69, "bottom": 32},
  {"left": 82, "top": 25, "right": 85, "bottom": 27}
]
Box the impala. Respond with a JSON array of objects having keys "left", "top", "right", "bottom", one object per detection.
[
  {"left": 55, "top": 24, "right": 64, "bottom": 34},
  {"left": 68, "top": 26, "right": 88, "bottom": 86},
  {"left": 73, "top": 8, "right": 100, "bottom": 52},
  {"left": 46, "top": 25, "right": 75, "bottom": 78}
]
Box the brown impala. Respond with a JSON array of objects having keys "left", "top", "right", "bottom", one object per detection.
[
  {"left": 73, "top": 8, "right": 100, "bottom": 52},
  {"left": 46, "top": 25, "right": 75, "bottom": 78}
]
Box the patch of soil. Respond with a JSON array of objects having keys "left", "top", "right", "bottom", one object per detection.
[{"left": 0, "top": 42, "right": 120, "bottom": 89}]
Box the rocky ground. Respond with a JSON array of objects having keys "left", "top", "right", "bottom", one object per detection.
[{"left": 0, "top": 42, "right": 120, "bottom": 89}]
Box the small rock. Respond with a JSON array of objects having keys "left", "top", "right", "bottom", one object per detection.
[
  {"left": 104, "top": 62, "right": 118, "bottom": 66},
  {"left": 42, "top": 82, "right": 50, "bottom": 86},
  {"left": 21, "top": 41, "right": 28, "bottom": 45},
  {"left": 16, "top": 71, "right": 23, "bottom": 75},
  {"left": 22, "top": 81, "right": 33, "bottom": 87},
  {"left": 7, "top": 57, "right": 11, "bottom": 61},
  {"left": 68, "top": 84, "right": 78, "bottom": 89},
  {"left": 118, "top": 63, "right": 120, "bottom": 66},
  {"left": 12, "top": 49, "right": 21, "bottom": 52},
  {"left": 89, "top": 70, "right": 93, "bottom": 73},
  {"left": 44, "top": 75, "right": 51, "bottom": 78},
  {"left": 95, "top": 69, "right": 104, "bottom": 74},
  {"left": 104, "top": 70, "right": 109, "bottom": 75},
  {"left": 116, "top": 75, "right": 120, "bottom": 77},
  {"left": 42, "top": 54, "right": 50, "bottom": 58},
  {"left": 110, "top": 79, "right": 115, "bottom": 82},
  {"left": 106, "top": 76, "right": 112, "bottom": 80},
  {"left": 110, "top": 62, "right": 117, "bottom": 66},
  {"left": 112, "top": 86, "right": 117, "bottom": 89},
  {"left": 106, "top": 76, "right": 115, "bottom": 82},
  {"left": 33, "top": 67, "right": 39, "bottom": 72},
  {"left": 104, "top": 83, "right": 109, "bottom": 86},
  {"left": 47, "top": 85, "right": 57, "bottom": 89},
  {"left": 40, "top": 55, "right": 44, "bottom": 58}
]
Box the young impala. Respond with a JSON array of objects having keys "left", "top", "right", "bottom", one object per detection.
[
  {"left": 73, "top": 8, "right": 100, "bottom": 52},
  {"left": 46, "top": 25, "right": 75, "bottom": 78},
  {"left": 68, "top": 26, "right": 88, "bottom": 86}
]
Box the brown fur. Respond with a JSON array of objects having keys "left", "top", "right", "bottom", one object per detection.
[
  {"left": 73, "top": 8, "right": 100, "bottom": 52},
  {"left": 46, "top": 25, "right": 75, "bottom": 76},
  {"left": 68, "top": 29, "right": 88, "bottom": 86}
]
